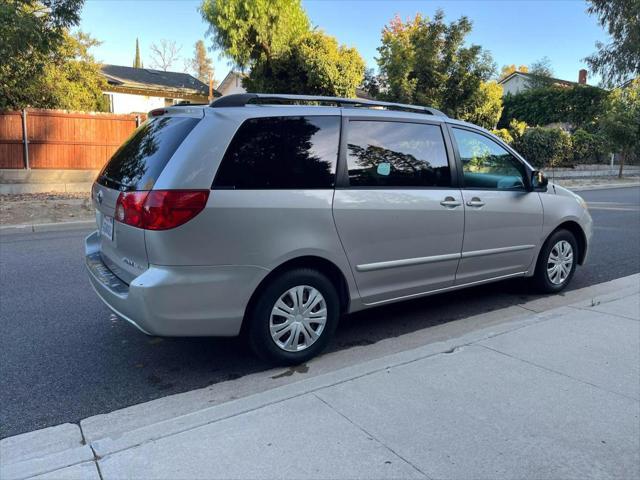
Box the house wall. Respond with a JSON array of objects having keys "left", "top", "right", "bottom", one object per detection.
[
  {"left": 501, "top": 76, "right": 531, "bottom": 96},
  {"left": 104, "top": 92, "right": 187, "bottom": 114},
  {"left": 218, "top": 74, "right": 247, "bottom": 96}
]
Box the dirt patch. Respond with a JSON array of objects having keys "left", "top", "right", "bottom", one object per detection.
[{"left": 0, "top": 192, "right": 94, "bottom": 226}]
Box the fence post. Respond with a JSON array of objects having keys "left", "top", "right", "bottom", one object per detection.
[
  {"left": 135, "top": 115, "right": 141, "bottom": 127},
  {"left": 21, "top": 109, "right": 30, "bottom": 169}
]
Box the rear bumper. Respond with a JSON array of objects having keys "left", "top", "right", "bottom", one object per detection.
[{"left": 85, "top": 231, "right": 268, "bottom": 337}]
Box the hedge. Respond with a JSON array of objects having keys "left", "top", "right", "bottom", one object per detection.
[{"left": 499, "top": 85, "right": 608, "bottom": 130}]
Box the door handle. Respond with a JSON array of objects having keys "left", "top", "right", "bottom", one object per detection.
[
  {"left": 440, "top": 196, "right": 461, "bottom": 208},
  {"left": 466, "top": 197, "right": 485, "bottom": 208}
]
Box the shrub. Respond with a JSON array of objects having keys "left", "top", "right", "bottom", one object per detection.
[
  {"left": 499, "top": 85, "right": 608, "bottom": 129},
  {"left": 491, "top": 128, "right": 513, "bottom": 144},
  {"left": 513, "top": 127, "right": 573, "bottom": 168},
  {"left": 571, "top": 129, "right": 608, "bottom": 164}
]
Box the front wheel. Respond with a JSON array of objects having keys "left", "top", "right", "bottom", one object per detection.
[
  {"left": 532, "top": 229, "right": 578, "bottom": 293},
  {"left": 247, "top": 268, "right": 340, "bottom": 365}
]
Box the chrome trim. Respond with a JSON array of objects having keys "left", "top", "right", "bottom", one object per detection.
[
  {"left": 356, "top": 252, "right": 461, "bottom": 272},
  {"left": 363, "top": 271, "right": 528, "bottom": 306},
  {"left": 461, "top": 244, "right": 535, "bottom": 259}
]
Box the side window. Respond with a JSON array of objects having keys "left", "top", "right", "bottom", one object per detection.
[
  {"left": 346, "top": 121, "right": 451, "bottom": 187},
  {"left": 213, "top": 116, "right": 340, "bottom": 189},
  {"left": 452, "top": 128, "right": 527, "bottom": 190}
]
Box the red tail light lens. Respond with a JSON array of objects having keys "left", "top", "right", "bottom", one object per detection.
[{"left": 115, "top": 190, "right": 209, "bottom": 230}]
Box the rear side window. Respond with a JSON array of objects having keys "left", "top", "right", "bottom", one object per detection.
[
  {"left": 213, "top": 116, "right": 340, "bottom": 189},
  {"left": 98, "top": 116, "right": 199, "bottom": 191},
  {"left": 346, "top": 121, "right": 450, "bottom": 187}
]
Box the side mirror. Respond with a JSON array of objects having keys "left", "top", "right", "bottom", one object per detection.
[{"left": 531, "top": 170, "right": 548, "bottom": 192}]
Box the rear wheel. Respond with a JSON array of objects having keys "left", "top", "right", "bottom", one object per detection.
[
  {"left": 247, "top": 268, "right": 339, "bottom": 365},
  {"left": 532, "top": 229, "right": 578, "bottom": 293}
]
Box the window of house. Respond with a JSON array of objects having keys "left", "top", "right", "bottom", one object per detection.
[
  {"left": 213, "top": 116, "right": 340, "bottom": 189},
  {"left": 345, "top": 121, "right": 450, "bottom": 187},
  {"left": 452, "top": 128, "right": 527, "bottom": 190}
]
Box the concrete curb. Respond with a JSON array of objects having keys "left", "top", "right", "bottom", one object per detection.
[
  {"left": 568, "top": 182, "right": 640, "bottom": 191},
  {"left": 2, "top": 274, "right": 638, "bottom": 479},
  {"left": 0, "top": 220, "right": 94, "bottom": 235}
]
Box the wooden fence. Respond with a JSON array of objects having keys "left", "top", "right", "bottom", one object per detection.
[{"left": 0, "top": 109, "right": 145, "bottom": 169}]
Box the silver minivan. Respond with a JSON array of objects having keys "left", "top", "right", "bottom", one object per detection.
[{"left": 86, "top": 94, "right": 592, "bottom": 364}]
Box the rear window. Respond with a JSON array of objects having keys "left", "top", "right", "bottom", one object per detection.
[
  {"left": 98, "top": 116, "right": 199, "bottom": 191},
  {"left": 213, "top": 116, "right": 340, "bottom": 189}
]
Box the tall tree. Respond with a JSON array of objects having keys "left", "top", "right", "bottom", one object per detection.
[
  {"left": 200, "top": 0, "right": 309, "bottom": 68},
  {"left": 188, "top": 40, "right": 214, "bottom": 83},
  {"left": 599, "top": 79, "right": 640, "bottom": 177},
  {"left": 133, "top": 37, "right": 142, "bottom": 68},
  {"left": 585, "top": 0, "right": 640, "bottom": 87},
  {"left": 201, "top": 0, "right": 364, "bottom": 96},
  {"left": 149, "top": 39, "right": 181, "bottom": 71},
  {"left": 499, "top": 64, "right": 529, "bottom": 80},
  {"left": 376, "top": 11, "right": 496, "bottom": 118},
  {"left": 0, "top": 0, "right": 85, "bottom": 109},
  {"left": 38, "top": 31, "right": 109, "bottom": 111},
  {"left": 243, "top": 30, "right": 365, "bottom": 97}
]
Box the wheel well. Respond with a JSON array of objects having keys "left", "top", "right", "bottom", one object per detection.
[
  {"left": 241, "top": 256, "right": 350, "bottom": 334},
  {"left": 552, "top": 221, "right": 587, "bottom": 265}
]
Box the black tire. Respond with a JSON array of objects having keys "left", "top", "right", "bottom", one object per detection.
[
  {"left": 247, "top": 268, "right": 340, "bottom": 365},
  {"left": 532, "top": 229, "right": 578, "bottom": 293}
]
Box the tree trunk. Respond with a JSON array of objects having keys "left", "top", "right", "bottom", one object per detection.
[{"left": 618, "top": 150, "right": 626, "bottom": 178}]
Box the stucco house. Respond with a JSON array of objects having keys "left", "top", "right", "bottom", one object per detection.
[
  {"left": 217, "top": 71, "right": 248, "bottom": 96},
  {"left": 498, "top": 69, "right": 590, "bottom": 96},
  {"left": 100, "top": 65, "right": 221, "bottom": 114}
]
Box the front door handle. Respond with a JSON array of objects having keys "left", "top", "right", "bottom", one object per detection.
[
  {"left": 440, "top": 196, "right": 461, "bottom": 208},
  {"left": 466, "top": 197, "right": 486, "bottom": 208}
]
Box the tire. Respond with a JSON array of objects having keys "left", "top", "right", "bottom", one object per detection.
[
  {"left": 532, "top": 229, "right": 578, "bottom": 293},
  {"left": 247, "top": 268, "right": 340, "bottom": 365}
]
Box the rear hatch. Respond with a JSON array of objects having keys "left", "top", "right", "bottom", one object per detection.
[{"left": 93, "top": 109, "right": 202, "bottom": 283}]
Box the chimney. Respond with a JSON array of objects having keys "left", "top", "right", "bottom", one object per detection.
[{"left": 578, "top": 69, "right": 587, "bottom": 85}]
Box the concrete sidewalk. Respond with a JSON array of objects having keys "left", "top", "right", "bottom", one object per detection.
[{"left": 2, "top": 276, "right": 639, "bottom": 480}]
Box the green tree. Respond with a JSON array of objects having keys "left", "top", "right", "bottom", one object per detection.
[
  {"left": 243, "top": 30, "right": 365, "bottom": 97},
  {"left": 360, "top": 68, "right": 381, "bottom": 98},
  {"left": 200, "top": 0, "right": 309, "bottom": 68},
  {"left": 599, "top": 79, "right": 640, "bottom": 176},
  {"left": 585, "top": 0, "right": 640, "bottom": 87},
  {"left": 376, "top": 11, "right": 496, "bottom": 118},
  {"left": 0, "top": 0, "right": 84, "bottom": 110},
  {"left": 38, "top": 31, "right": 109, "bottom": 111},
  {"left": 459, "top": 81, "right": 503, "bottom": 129},
  {"left": 188, "top": 40, "right": 214, "bottom": 83},
  {"left": 133, "top": 37, "right": 142, "bottom": 68}
]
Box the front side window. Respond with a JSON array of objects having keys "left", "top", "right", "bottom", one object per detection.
[
  {"left": 452, "top": 128, "right": 527, "bottom": 190},
  {"left": 346, "top": 121, "right": 451, "bottom": 187},
  {"left": 213, "top": 116, "right": 340, "bottom": 189}
]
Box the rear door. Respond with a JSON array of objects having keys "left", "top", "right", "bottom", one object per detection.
[
  {"left": 94, "top": 113, "right": 200, "bottom": 283},
  {"left": 333, "top": 116, "right": 464, "bottom": 305},
  {"left": 448, "top": 125, "right": 543, "bottom": 284}
]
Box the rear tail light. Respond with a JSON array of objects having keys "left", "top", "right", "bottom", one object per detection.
[{"left": 115, "top": 190, "right": 209, "bottom": 230}]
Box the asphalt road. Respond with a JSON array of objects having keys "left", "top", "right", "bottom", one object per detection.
[{"left": 1, "top": 187, "right": 639, "bottom": 438}]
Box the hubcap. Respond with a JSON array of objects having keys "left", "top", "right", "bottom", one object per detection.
[
  {"left": 269, "top": 286, "right": 327, "bottom": 352},
  {"left": 547, "top": 240, "right": 574, "bottom": 285}
]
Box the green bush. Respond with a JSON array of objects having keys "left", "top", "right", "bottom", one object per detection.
[
  {"left": 571, "top": 129, "right": 608, "bottom": 164},
  {"left": 499, "top": 85, "right": 608, "bottom": 130},
  {"left": 491, "top": 128, "right": 513, "bottom": 144},
  {"left": 513, "top": 127, "right": 573, "bottom": 168}
]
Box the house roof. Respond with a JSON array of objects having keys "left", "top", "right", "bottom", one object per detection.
[
  {"left": 101, "top": 64, "right": 220, "bottom": 97},
  {"left": 498, "top": 71, "right": 584, "bottom": 88}
]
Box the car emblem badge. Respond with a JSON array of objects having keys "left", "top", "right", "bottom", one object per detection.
[{"left": 97, "top": 191, "right": 103, "bottom": 204}]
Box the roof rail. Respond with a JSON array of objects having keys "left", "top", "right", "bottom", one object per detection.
[{"left": 209, "top": 93, "right": 447, "bottom": 117}]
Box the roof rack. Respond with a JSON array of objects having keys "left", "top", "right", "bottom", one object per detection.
[{"left": 209, "top": 93, "right": 447, "bottom": 117}]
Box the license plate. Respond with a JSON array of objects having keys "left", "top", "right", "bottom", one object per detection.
[{"left": 101, "top": 215, "right": 114, "bottom": 241}]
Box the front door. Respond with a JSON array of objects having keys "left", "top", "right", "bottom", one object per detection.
[
  {"left": 449, "top": 126, "right": 544, "bottom": 285},
  {"left": 333, "top": 118, "right": 464, "bottom": 305}
]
